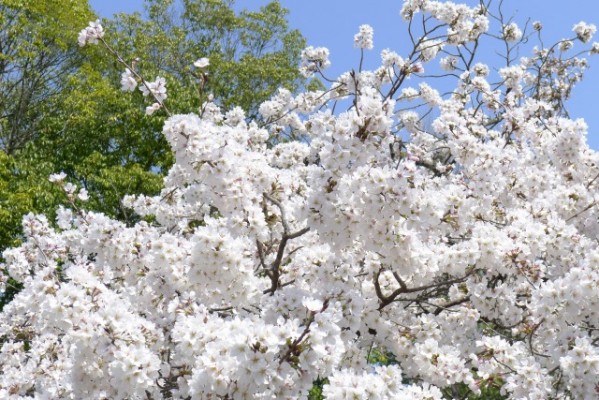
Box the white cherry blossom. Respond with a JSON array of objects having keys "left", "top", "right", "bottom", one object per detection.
[{"left": 2, "top": 2, "right": 599, "bottom": 398}]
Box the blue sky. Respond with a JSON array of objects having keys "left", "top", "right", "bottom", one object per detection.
[{"left": 90, "top": 0, "right": 599, "bottom": 148}]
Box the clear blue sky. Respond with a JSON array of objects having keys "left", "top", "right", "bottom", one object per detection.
[{"left": 90, "top": 0, "right": 599, "bottom": 148}]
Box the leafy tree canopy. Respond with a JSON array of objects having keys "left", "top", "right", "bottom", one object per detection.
[
  {"left": 0, "top": 0, "right": 311, "bottom": 254},
  {"left": 0, "top": 0, "right": 312, "bottom": 310}
]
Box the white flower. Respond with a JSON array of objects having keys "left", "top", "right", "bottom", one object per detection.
[
  {"left": 473, "top": 63, "right": 489, "bottom": 76},
  {"left": 399, "top": 110, "right": 420, "bottom": 129},
  {"left": 56, "top": 206, "right": 73, "bottom": 230},
  {"left": 140, "top": 77, "right": 167, "bottom": 102},
  {"left": 409, "top": 61, "right": 424, "bottom": 74},
  {"left": 145, "top": 102, "right": 161, "bottom": 116},
  {"left": 63, "top": 182, "right": 77, "bottom": 196},
  {"left": 120, "top": 69, "right": 137, "bottom": 92},
  {"left": 354, "top": 24, "right": 374, "bottom": 50},
  {"left": 49, "top": 172, "right": 67, "bottom": 183},
  {"left": 573, "top": 21, "right": 597, "bottom": 43},
  {"left": 440, "top": 56, "right": 458, "bottom": 71},
  {"left": 194, "top": 57, "right": 210, "bottom": 69},
  {"left": 399, "top": 87, "right": 419, "bottom": 100},
  {"left": 381, "top": 49, "right": 405, "bottom": 68},
  {"left": 418, "top": 38, "right": 443, "bottom": 62},
  {"left": 78, "top": 20, "right": 104, "bottom": 47},
  {"left": 77, "top": 188, "right": 89, "bottom": 201},
  {"left": 299, "top": 46, "right": 330, "bottom": 77},
  {"left": 302, "top": 297, "right": 323, "bottom": 312},
  {"left": 560, "top": 39, "right": 574, "bottom": 52},
  {"left": 6, "top": 4, "right": 599, "bottom": 399},
  {"left": 503, "top": 23, "right": 522, "bottom": 42}
]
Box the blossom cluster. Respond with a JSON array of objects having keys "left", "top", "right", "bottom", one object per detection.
[
  {"left": 299, "top": 46, "right": 331, "bottom": 78},
  {"left": 2, "top": 1, "right": 599, "bottom": 399},
  {"left": 573, "top": 21, "right": 597, "bottom": 43},
  {"left": 502, "top": 22, "right": 523, "bottom": 42},
  {"left": 77, "top": 20, "right": 104, "bottom": 46},
  {"left": 354, "top": 24, "right": 374, "bottom": 50}
]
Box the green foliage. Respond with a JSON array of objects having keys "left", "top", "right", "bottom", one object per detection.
[
  {"left": 0, "top": 149, "right": 66, "bottom": 310},
  {"left": 0, "top": 0, "right": 95, "bottom": 266},
  {"left": 442, "top": 380, "right": 507, "bottom": 400},
  {"left": 0, "top": 0, "right": 311, "bottom": 308},
  {"left": 367, "top": 347, "right": 399, "bottom": 366},
  {"left": 103, "top": 0, "right": 308, "bottom": 115},
  {"left": 0, "top": 150, "right": 62, "bottom": 249},
  {"left": 0, "top": 0, "right": 308, "bottom": 239},
  {"left": 0, "top": 277, "right": 22, "bottom": 311},
  {"left": 0, "top": 0, "right": 95, "bottom": 154},
  {"left": 308, "top": 377, "right": 329, "bottom": 400}
]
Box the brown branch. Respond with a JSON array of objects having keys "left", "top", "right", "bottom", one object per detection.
[
  {"left": 375, "top": 267, "right": 473, "bottom": 310},
  {"left": 279, "top": 298, "right": 329, "bottom": 366},
  {"left": 527, "top": 318, "right": 550, "bottom": 358},
  {"left": 261, "top": 193, "right": 310, "bottom": 295},
  {"left": 433, "top": 296, "right": 471, "bottom": 315},
  {"left": 585, "top": 171, "right": 599, "bottom": 189},
  {"left": 566, "top": 201, "right": 596, "bottom": 222},
  {"left": 98, "top": 37, "right": 172, "bottom": 117}
]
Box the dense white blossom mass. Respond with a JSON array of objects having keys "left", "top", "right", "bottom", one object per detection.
[{"left": 2, "top": 1, "right": 599, "bottom": 399}]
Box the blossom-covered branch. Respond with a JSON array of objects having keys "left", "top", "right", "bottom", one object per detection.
[{"left": 2, "top": 1, "right": 599, "bottom": 399}]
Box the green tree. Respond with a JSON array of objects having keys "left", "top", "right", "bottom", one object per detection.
[
  {"left": 1, "top": 0, "right": 312, "bottom": 309},
  {"left": 35, "top": 0, "right": 311, "bottom": 221},
  {"left": 0, "top": 0, "right": 94, "bottom": 262},
  {"left": 0, "top": 0, "right": 94, "bottom": 154}
]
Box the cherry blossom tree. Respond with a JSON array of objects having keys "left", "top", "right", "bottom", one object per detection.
[{"left": 2, "top": 1, "right": 599, "bottom": 399}]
